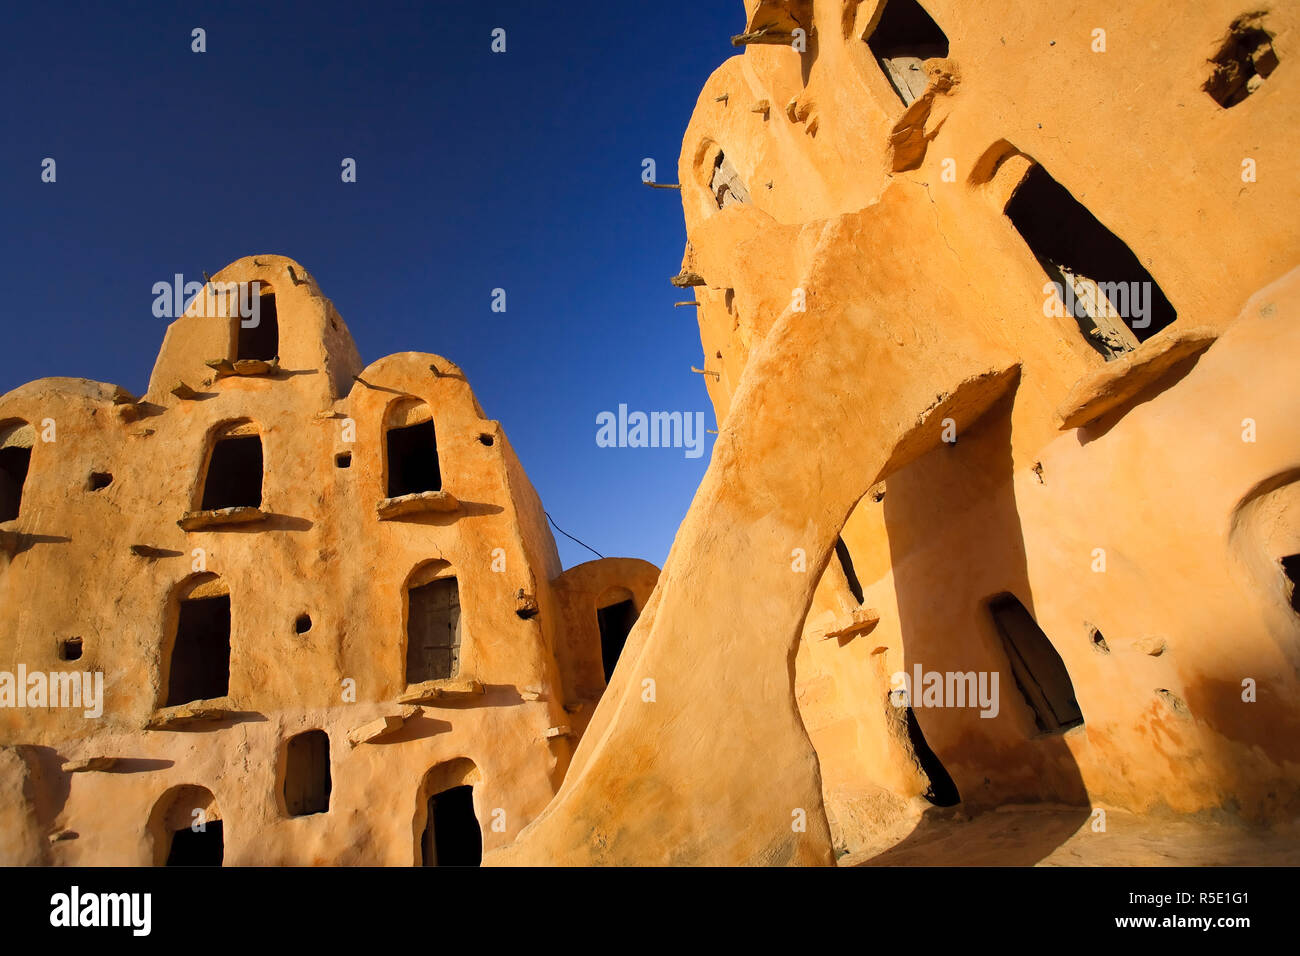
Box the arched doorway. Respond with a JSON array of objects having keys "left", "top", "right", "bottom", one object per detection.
[
  {"left": 414, "top": 758, "right": 482, "bottom": 866},
  {"left": 149, "top": 785, "right": 223, "bottom": 866}
]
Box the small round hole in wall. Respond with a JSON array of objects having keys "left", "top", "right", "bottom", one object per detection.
[
  {"left": 60, "top": 637, "right": 83, "bottom": 661},
  {"left": 295, "top": 614, "right": 312, "bottom": 634},
  {"left": 88, "top": 472, "right": 113, "bottom": 491},
  {"left": 478, "top": 433, "right": 494, "bottom": 446}
]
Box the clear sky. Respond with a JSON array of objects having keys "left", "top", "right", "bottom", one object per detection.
[{"left": 0, "top": 1, "right": 744, "bottom": 569}]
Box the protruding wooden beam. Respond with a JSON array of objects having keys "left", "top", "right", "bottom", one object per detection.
[{"left": 732, "top": 26, "right": 797, "bottom": 47}]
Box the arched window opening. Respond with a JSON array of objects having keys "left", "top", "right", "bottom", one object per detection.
[
  {"left": 199, "top": 423, "right": 263, "bottom": 511},
  {"left": 988, "top": 593, "right": 1084, "bottom": 733},
  {"left": 165, "top": 576, "right": 231, "bottom": 707},
  {"left": 0, "top": 422, "right": 34, "bottom": 523},
  {"left": 385, "top": 400, "right": 441, "bottom": 498},
  {"left": 283, "top": 730, "right": 331, "bottom": 816},
  {"left": 596, "top": 592, "right": 638, "bottom": 683},
  {"left": 406, "top": 572, "right": 461, "bottom": 684},
  {"left": 236, "top": 283, "right": 278, "bottom": 361},
  {"left": 1004, "top": 164, "right": 1176, "bottom": 359}
]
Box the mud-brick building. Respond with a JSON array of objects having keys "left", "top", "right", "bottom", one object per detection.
[
  {"left": 0, "top": 254, "right": 657, "bottom": 865},
  {"left": 495, "top": 0, "right": 1300, "bottom": 865}
]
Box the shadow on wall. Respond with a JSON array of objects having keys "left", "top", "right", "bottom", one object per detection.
[{"left": 881, "top": 388, "right": 1089, "bottom": 863}]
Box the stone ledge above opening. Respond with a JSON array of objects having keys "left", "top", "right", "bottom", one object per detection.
[
  {"left": 178, "top": 506, "right": 268, "bottom": 531},
  {"left": 376, "top": 490, "right": 459, "bottom": 519},
  {"left": 1055, "top": 326, "right": 1219, "bottom": 430},
  {"left": 396, "top": 678, "right": 484, "bottom": 705},
  {"left": 146, "top": 697, "right": 236, "bottom": 730}
]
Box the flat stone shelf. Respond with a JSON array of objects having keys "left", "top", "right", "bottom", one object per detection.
[
  {"left": 396, "top": 678, "right": 484, "bottom": 705},
  {"left": 146, "top": 698, "right": 236, "bottom": 730},
  {"left": 1055, "top": 327, "right": 1218, "bottom": 430},
  {"left": 177, "top": 506, "right": 268, "bottom": 531},
  {"left": 347, "top": 706, "right": 421, "bottom": 747},
  {"left": 205, "top": 357, "right": 279, "bottom": 378},
  {"left": 820, "top": 607, "right": 882, "bottom": 641},
  {"left": 61, "top": 756, "right": 120, "bottom": 773},
  {"left": 376, "top": 490, "right": 459, "bottom": 519}
]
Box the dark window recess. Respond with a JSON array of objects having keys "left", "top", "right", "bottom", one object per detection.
[
  {"left": 905, "top": 706, "right": 960, "bottom": 806},
  {"left": 200, "top": 435, "right": 263, "bottom": 510},
  {"left": 60, "top": 638, "right": 83, "bottom": 662},
  {"left": 1204, "top": 15, "right": 1278, "bottom": 108},
  {"left": 236, "top": 290, "right": 278, "bottom": 361},
  {"left": 597, "top": 599, "right": 637, "bottom": 683},
  {"left": 0, "top": 446, "right": 31, "bottom": 522},
  {"left": 88, "top": 472, "right": 112, "bottom": 491},
  {"left": 1282, "top": 555, "right": 1300, "bottom": 614},
  {"left": 166, "top": 594, "right": 231, "bottom": 707},
  {"left": 988, "top": 594, "right": 1084, "bottom": 733},
  {"left": 1005, "top": 164, "right": 1176, "bottom": 360},
  {"left": 284, "top": 730, "right": 331, "bottom": 816},
  {"left": 406, "top": 578, "right": 461, "bottom": 683},
  {"left": 421, "top": 785, "right": 482, "bottom": 866},
  {"left": 835, "top": 536, "right": 864, "bottom": 604},
  {"left": 294, "top": 613, "right": 312, "bottom": 634},
  {"left": 335, "top": 452, "right": 351, "bottom": 468},
  {"left": 867, "top": 0, "right": 949, "bottom": 106},
  {"left": 165, "top": 820, "right": 224, "bottom": 866},
  {"left": 386, "top": 420, "right": 441, "bottom": 497}
]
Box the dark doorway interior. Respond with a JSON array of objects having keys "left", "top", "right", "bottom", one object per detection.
[
  {"left": 200, "top": 435, "right": 263, "bottom": 510},
  {"left": 0, "top": 446, "right": 31, "bottom": 522},
  {"left": 165, "top": 594, "right": 231, "bottom": 706},
  {"left": 905, "top": 706, "right": 961, "bottom": 806},
  {"left": 236, "top": 289, "right": 278, "bottom": 361},
  {"left": 988, "top": 593, "right": 1084, "bottom": 733},
  {"left": 597, "top": 599, "right": 637, "bottom": 682},
  {"left": 406, "top": 578, "right": 461, "bottom": 683},
  {"left": 386, "top": 420, "right": 441, "bottom": 497},
  {"left": 284, "top": 730, "right": 332, "bottom": 816},
  {"left": 165, "top": 820, "right": 224, "bottom": 866},
  {"left": 422, "top": 785, "right": 482, "bottom": 866}
]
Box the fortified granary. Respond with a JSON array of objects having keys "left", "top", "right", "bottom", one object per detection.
[
  {"left": 491, "top": 0, "right": 1300, "bottom": 865},
  {"left": 0, "top": 254, "right": 657, "bottom": 865}
]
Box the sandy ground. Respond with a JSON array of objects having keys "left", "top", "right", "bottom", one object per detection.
[{"left": 841, "top": 803, "right": 1300, "bottom": 866}]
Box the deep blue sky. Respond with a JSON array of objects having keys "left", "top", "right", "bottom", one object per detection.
[{"left": 0, "top": 1, "right": 742, "bottom": 569}]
